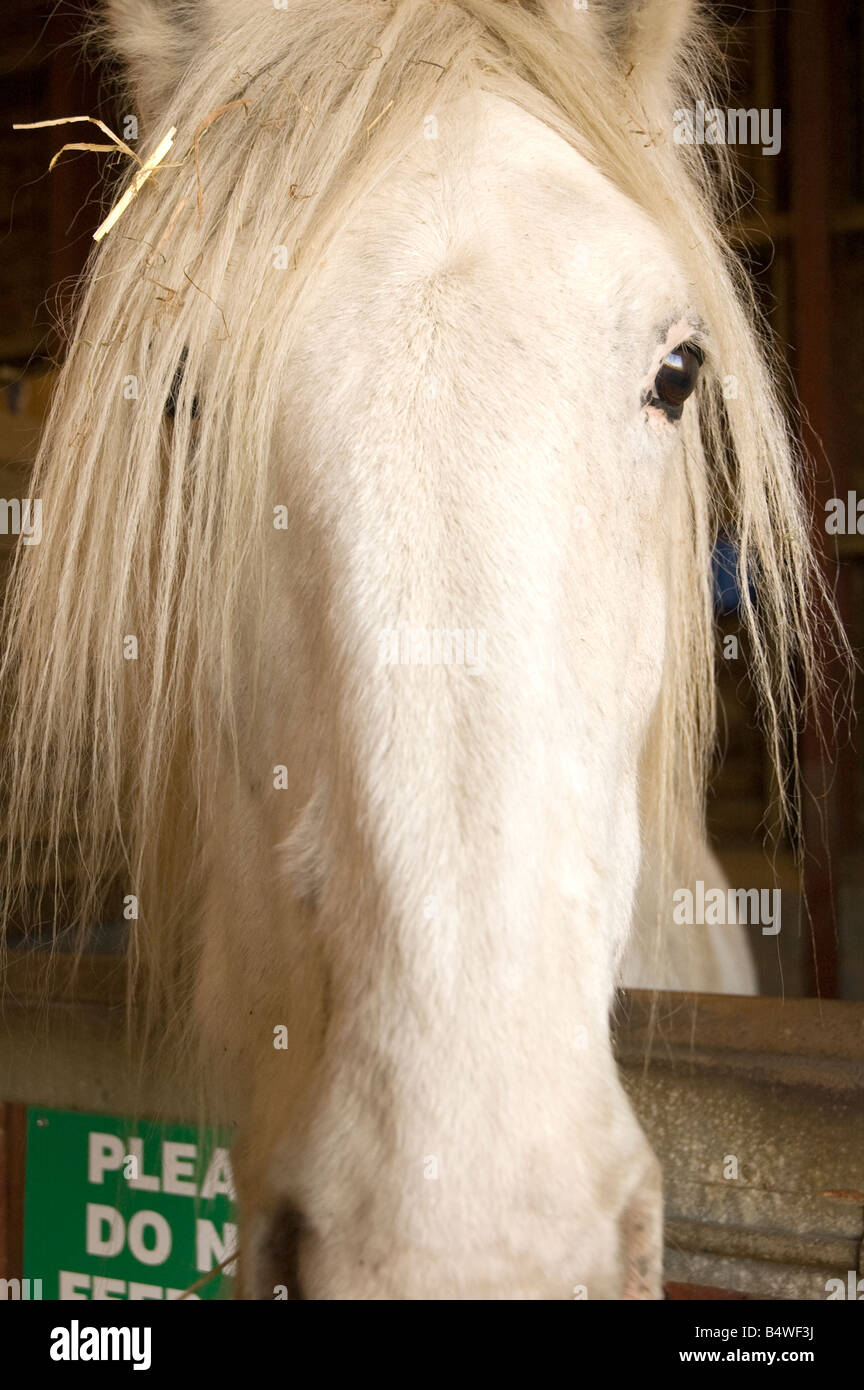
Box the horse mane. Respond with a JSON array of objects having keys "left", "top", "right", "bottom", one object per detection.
[{"left": 0, "top": 0, "right": 841, "bottom": 1032}]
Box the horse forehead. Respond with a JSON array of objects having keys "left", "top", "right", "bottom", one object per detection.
[{"left": 345, "top": 91, "right": 685, "bottom": 311}]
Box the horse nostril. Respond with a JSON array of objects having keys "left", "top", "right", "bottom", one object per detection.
[{"left": 260, "top": 1202, "right": 306, "bottom": 1300}]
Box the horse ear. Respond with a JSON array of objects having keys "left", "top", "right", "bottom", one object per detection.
[
  {"left": 614, "top": 0, "right": 696, "bottom": 90},
  {"left": 544, "top": 0, "right": 697, "bottom": 103},
  {"left": 102, "top": 0, "right": 201, "bottom": 132},
  {"left": 599, "top": 0, "right": 698, "bottom": 96}
]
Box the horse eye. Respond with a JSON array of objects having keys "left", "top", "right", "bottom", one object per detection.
[{"left": 651, "top": 341, "right": 704, "bottom": 419}]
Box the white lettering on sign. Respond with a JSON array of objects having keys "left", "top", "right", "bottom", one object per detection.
[
  {"left": 86, "top": 1204, "right": 124, "bottom": 1258},
  {"left": 201, "top": 1147, "right": 236, "bottom": 1200},
  {"left": 85, "top": 1204, "right": 172, "bottom": 1265},
  {"left": 88, "top": 1133, "right": 125, "bottom": 1185},
  {"left": 195, "top": 1219, "right": 238, "bottom": 1274},
  {"left": 127, "top": 1210, "right": 172, "bottom": 1266},
  {"left": 163, "top": 1142, "right": 198, "bottom": 1195},
  {"left": 125, "top": 1139, "right": 160, "bottom": 1191},
  {"left": 86, "top": 1132, "right": 235, "bottom": 1198},
  {"left": 58, "top": 1271, "right": 199, "bottom": 1300}
]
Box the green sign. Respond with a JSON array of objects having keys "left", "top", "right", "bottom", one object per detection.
[{"left": 24, "top": 1107, "right": 236, "bottom": 1300}]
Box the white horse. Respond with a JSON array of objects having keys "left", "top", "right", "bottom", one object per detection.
[{"left": 2, "top": 0, "right": 827, "bottom": 1298}]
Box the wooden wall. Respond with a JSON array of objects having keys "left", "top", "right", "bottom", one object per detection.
[{"left": 707, "top": 1, "right": 863, "bottom": 1000}]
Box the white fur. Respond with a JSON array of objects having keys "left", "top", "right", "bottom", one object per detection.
[{"left": 195, "top": 92, "right": 717, "bottom": 1298}]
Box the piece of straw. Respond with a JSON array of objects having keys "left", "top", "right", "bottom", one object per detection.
[
  {"left": 13, "top": 116, "right": 176, "bottom": 242},
  {"left": 366, "top": 99, "right": 394, "bottom": 136},
  {"left": 94, "top": 128, "right": 177, "bottom": 241},
  {"left": 176, "top": 1251, "right": 238, "bottom": 1300},
  {"left": 13, "top": 115, "right": 142, "bottom": 170}
]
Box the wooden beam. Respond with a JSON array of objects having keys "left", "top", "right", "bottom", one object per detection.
[
  {"left": 1, "top": 977, "right": 862, "bottom": 1298},
  {"left": 618, "top": 991, "right": 864, "bottom": 1299}
]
